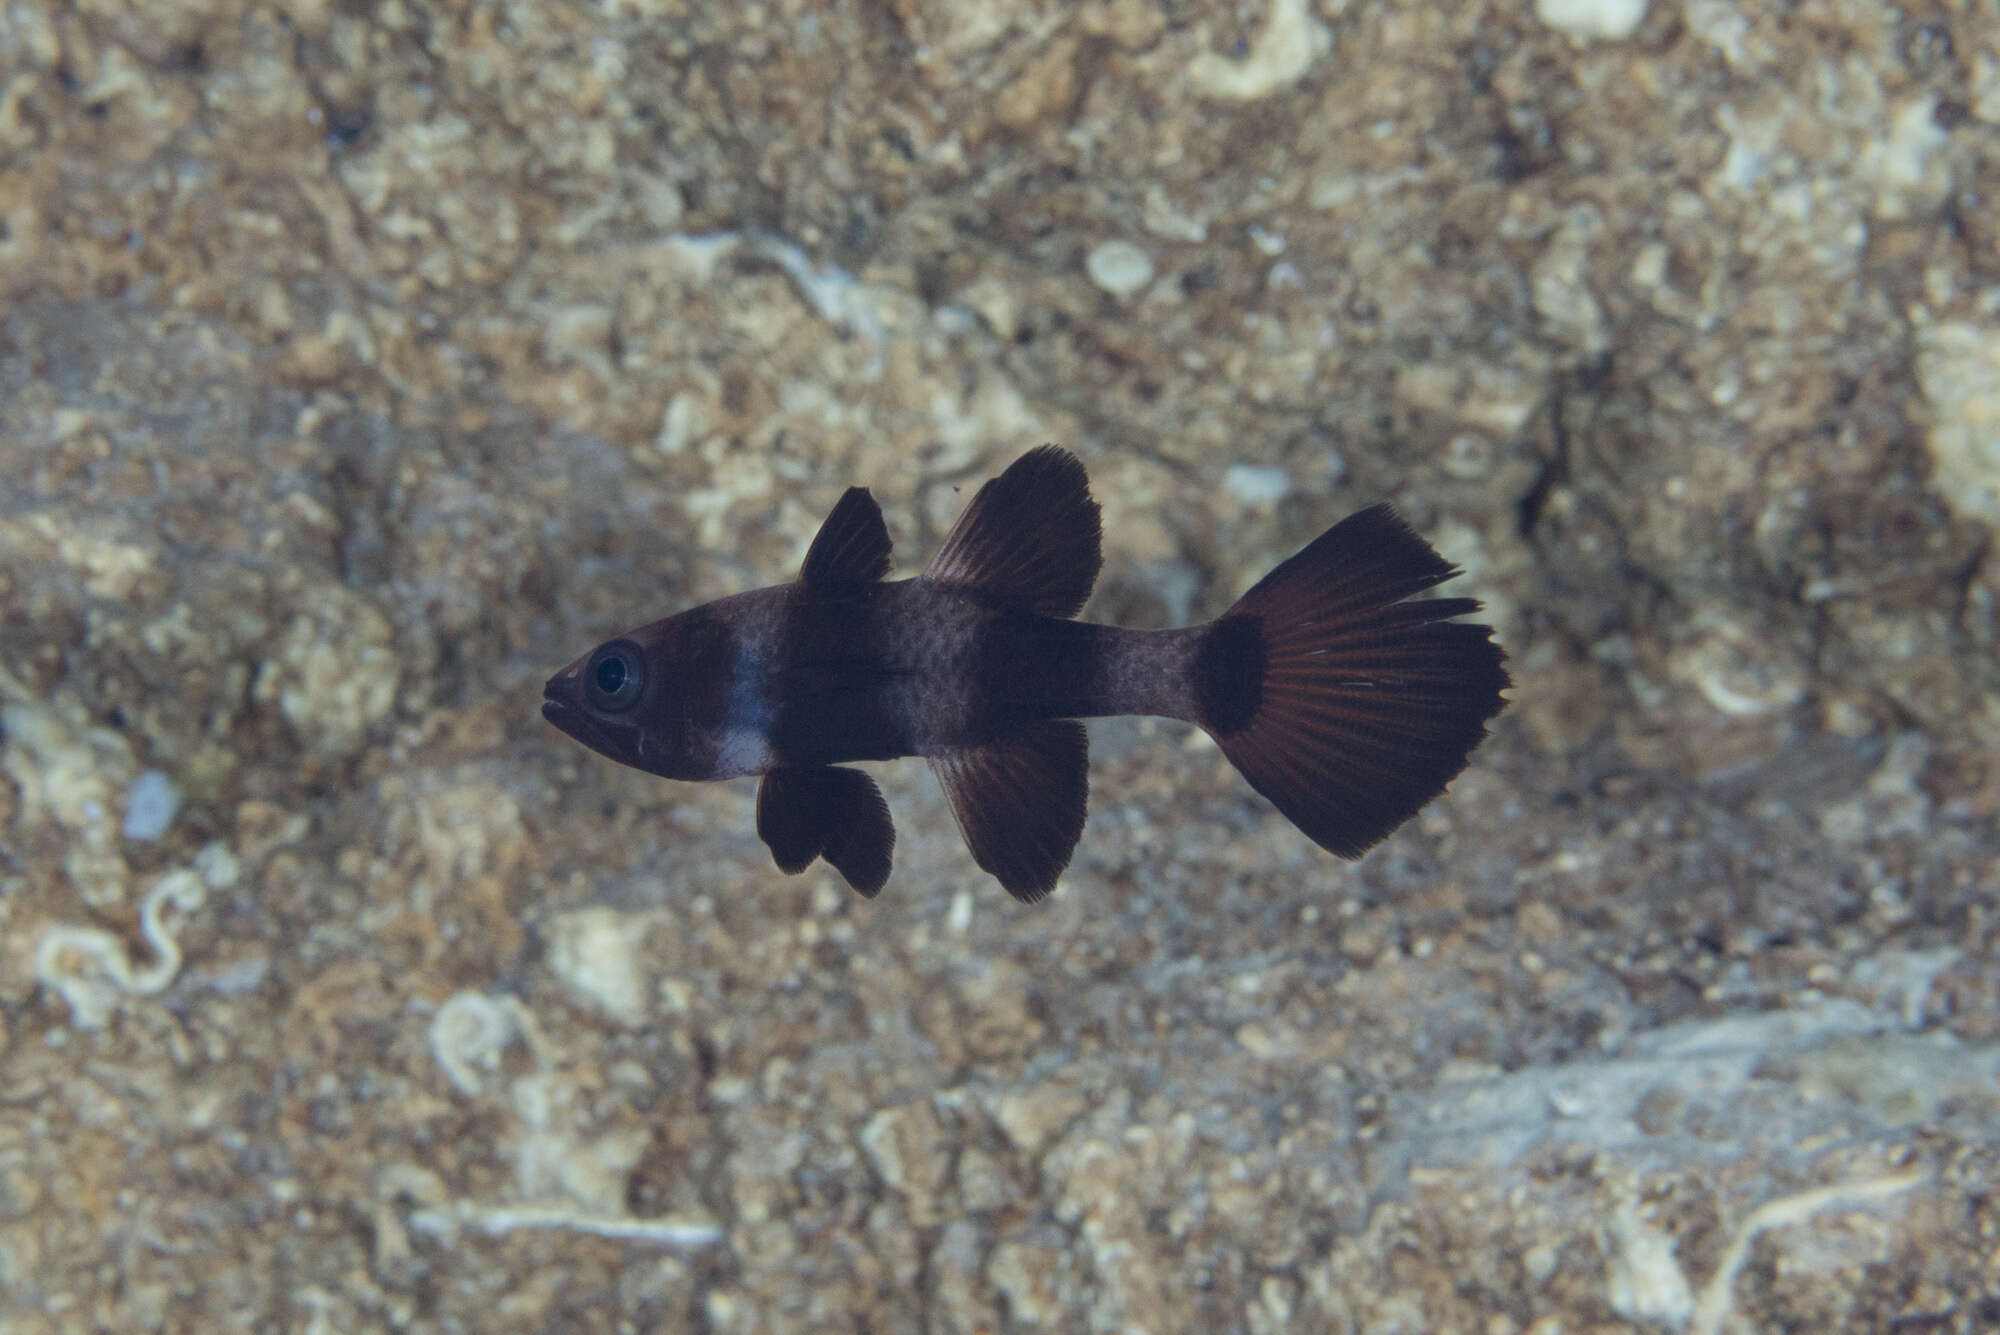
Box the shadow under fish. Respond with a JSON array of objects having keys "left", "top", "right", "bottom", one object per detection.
[{"left": 543, "top": 446, "right": 1509, "bottom": 902}]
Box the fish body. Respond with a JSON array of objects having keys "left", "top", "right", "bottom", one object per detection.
[
  {"left": 544, "top": 447, "right": 1508, "bottom": 902},
  {"left": 548, "top": 582, "right": 1203, "bottom": 773}
]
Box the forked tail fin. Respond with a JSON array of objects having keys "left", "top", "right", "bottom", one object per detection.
[{"left": 1193, "top": 505, "right": 1509, "bottom": 857}]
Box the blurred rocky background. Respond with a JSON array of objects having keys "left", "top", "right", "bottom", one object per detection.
[{"left": 2, "top": 0, "right": 1997, "bottom": 1330}]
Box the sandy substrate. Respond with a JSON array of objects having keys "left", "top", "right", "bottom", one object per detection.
[{"left": 2, "top": 1, "right": 1998, "bottom": 1331}]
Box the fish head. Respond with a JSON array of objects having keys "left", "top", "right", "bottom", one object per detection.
[{"left": 542, "top": 609, "right": 736, "bottom": 781}]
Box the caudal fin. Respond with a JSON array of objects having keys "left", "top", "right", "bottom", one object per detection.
[{"left": 1194, "top": 505, "right": 1509, "bottom": 857}]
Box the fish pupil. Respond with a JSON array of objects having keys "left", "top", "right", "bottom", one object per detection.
[{"left": 595, "top": 656, "right": 627, "bottom": 694}]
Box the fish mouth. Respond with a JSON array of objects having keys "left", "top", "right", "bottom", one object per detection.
[
  {"left": 541, "top": 680, "right": 587, "bottom": 738},
  {"left": 541, "top": 680, "right": 629, "bottom": 757}
]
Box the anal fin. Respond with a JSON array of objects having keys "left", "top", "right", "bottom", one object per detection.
[
  {"left": 756, "top": 766, "right": 895, "bottom": 897},
  {"left": 928, "top": 718, "right": 1088, "bottom": 903}
]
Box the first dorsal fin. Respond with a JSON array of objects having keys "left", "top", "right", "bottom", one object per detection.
[
  {"left": 923, "top": 445, "right": 1102, "bottom": 618},
  {"left": 801, "top": 487, "right": 892, "bottom": 588}
]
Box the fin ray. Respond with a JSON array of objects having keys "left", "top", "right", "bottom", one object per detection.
[
  {"left": 1199, "top": 505, "right": 1508, "bottom": 858},
  {"left": 929, "top": 718, "right": 1088, "bottom": 902},
  {"left": 801, "top": 487, "right": 892, "bottom": 589},
  {"left": 923, "top": 445, "right": 1102, "bottom": 618}
]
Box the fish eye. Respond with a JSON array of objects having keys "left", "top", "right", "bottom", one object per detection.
[{"left": 584, "top": 641, "right": 644, "bottom": 712}]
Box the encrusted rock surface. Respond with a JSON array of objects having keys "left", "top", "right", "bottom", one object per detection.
[{"left": 3, "top": 1, "right": 1997, "bottom": 1331}]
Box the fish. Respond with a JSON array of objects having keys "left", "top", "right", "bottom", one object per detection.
[{"left": 543, "top": 446, "right": 1509, "bottom": 902}]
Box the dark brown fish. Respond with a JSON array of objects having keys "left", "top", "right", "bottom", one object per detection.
[{"left": 543, "top": 447, "right": 1508, "bottom": 902}]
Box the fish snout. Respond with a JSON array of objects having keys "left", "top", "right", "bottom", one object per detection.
[{"left": 541, "top": 664, "right": 584, "bottom": 727}]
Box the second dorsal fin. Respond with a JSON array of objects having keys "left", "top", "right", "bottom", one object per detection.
[
  {"left": 923, "top": 445, "right": 1102, "bottom": 618},
  {"left": 801, "top": 487, "right": 893, "bottom": 588}
]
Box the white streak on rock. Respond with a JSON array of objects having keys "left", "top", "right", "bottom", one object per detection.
[
  {"left": 1690, "top": 1172, "right": 1926, "bottom": 1335},
  {"left": 1916, "top": 321, "right": 2000, "bottom": 526},
  {"left": 1223, "top": 464, "right": 1292, "bottom": 506},
  {"left": 1535, "top": 0, "right": 1648, "bottom": 41},
  {"left": 429, "top": 991, "right": 536, "bottom": 1097},
  {"left": 1189, "top": 0, "right": 1330, "bottom": 102},
  {"left": 1086, "top": 240, "right": 1155, "bottom": 298},
  {"left": 122, "top": 769, "right": 180, "bottom": 842},
  {"left": 407, "top": 1200, "right": 723, "bottom": 1247},
  {"left": 1605, "top": 1202, "right": 1695, "bottom": 1326},
  {"left": 545, "top": 906, "right": 652, "bottom": 1027},
  {"left": 35, "top": 870, "right": 206, "bottom": 1028}
]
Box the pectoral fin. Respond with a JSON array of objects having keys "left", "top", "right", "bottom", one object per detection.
[
  {"left": 756, "top": 766, "right": 895, "bottom": 897},
  {"left": 928, "top": 718, "right": 1088, "bottom": 903}
]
